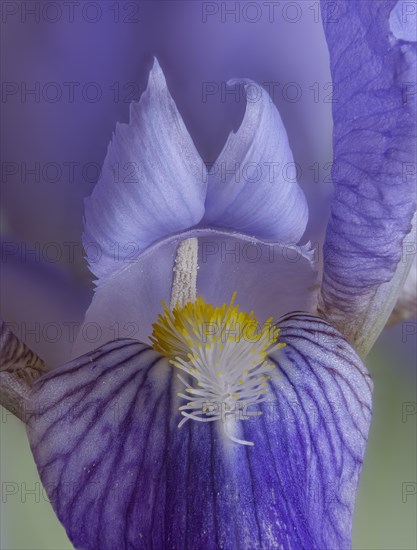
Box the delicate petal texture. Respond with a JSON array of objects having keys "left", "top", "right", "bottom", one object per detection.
[
  {"left": 27, "top": 316, "right": 372, "bottom": 550},
  {"left": 203, "top": 79, "right": 309, "bottom": 243},
  {"left": 388, "top": 250, "right": 417, "bottom": 324},
  {"left": 320, "top": 0, "right": 417, "bottom": 350},
  {"left": 83, "top": 59, "right": 207, "bottom": 280},
  {"left": 73, "top": 229, "right": 318, "bottom": 357}
]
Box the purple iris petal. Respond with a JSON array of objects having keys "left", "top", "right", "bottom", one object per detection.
[
  {"left": 73, "top": 228, "right": 318, "bottom": 358},
  {"left": 83, "top": 59, "right": 207, "bottom": 281},
  {"left": 320, "top": 0, "right": 416, "bottom": 342},
  {"left": 27, "top": 315, "right": 371, "bottom": 550},
  {"left": 203, "top": 79, "right": 308, "bottom": 243}
]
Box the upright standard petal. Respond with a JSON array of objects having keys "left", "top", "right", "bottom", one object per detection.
[
  {"left": 27, "top": 316, "right": 371, "bottom": 550},
  {"left": 203, "top": 80, "right": 309, "bottom": 243},
  {"left": 319, "top": 0, "right": 417, "bottom": 353},
  {"left": 83, "top": 59, "right": 207, "bottom": 281}
]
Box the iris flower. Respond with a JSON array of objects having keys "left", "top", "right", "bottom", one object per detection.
[{"left": 1, "top": 1, "right": 416, "bottom": 549}]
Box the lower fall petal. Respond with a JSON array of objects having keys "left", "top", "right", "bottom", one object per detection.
[
  {"left": 27, "top": 315, "right": 371, "bottom": 550},
  {"left": 263, "top": 313, "right": 373, "bottom": 548}
]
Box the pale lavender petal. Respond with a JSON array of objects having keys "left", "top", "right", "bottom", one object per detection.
[
  {"left": 320, "top": 0, "right": 417, "bottom": 351},
  {"left": 196, "top": 234, "right": 318, "bottom": 322},
  {"left": 83, "top": 59, "right": 207, "bottom": 281},
  {"left": 203, "top": 79, "right": 309, "bottom": 243},
  {"left": 73, "top": 229, "right": 318, "bottom": 357},
  {"left": 27, "top": 316, "right": 371, "bottom": 550}
]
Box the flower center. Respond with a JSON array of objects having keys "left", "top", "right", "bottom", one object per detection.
[{"left": 151, "top": 292, "right": 285, "bottom": 446}]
